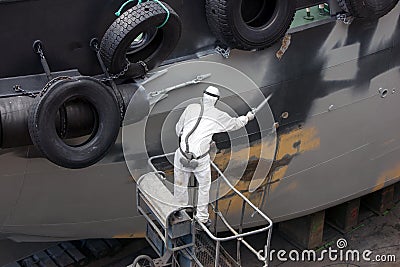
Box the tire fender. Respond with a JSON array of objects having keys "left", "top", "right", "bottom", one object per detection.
[
  {"left": 205, "top": 0, "right": 296, "bottom": 50},
  {"left": 100, "top": 1, "right": 182, "bottom": 78},
  {"left": 337, "top": 0, "right": 399, "bottom": 19},
  {"left": 28, "top": 77, "right": 120, "bottom": 169}
]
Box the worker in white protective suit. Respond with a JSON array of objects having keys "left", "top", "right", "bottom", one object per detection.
[{"left": 174, "top": 86, "right": 255, "bottom": 226}]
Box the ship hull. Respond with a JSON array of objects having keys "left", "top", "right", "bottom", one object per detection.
[{"left": 0, "top": 1, "right": 399, "bottom": 242}]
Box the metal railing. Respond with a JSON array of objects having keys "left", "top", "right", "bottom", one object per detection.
[{"left": 148, "top": 152, "right": 274, "bottom": 267}]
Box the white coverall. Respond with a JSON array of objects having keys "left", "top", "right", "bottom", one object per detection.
[{"left": 174, "top": 94, "right": 249, "bottom": 223}]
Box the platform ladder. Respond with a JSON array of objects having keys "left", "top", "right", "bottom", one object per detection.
[{"left": 133, "top": 152, "right": 273, "bottom": 267}]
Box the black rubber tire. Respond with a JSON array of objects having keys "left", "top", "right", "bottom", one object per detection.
[
  {"left": 28, "top": 77, "right": 120, "bottom": 169},
  {"left": 205, "top": 0, "right": 296, "bottom": 50},
  {"left": 100, "top": 1, "right": 181, "bottom": 78},
  {"left": 337, "top": 0, "right": 399, "bottom": 19}
]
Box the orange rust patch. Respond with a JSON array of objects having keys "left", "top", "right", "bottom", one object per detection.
[
  {"left": 383, "top": 138, "right": 396, "bottom": 146},
  {"left": 154, "top": 126, "right": 320, "bottom": 195},
  {"left": 113, "top": 232, "right": 145, "bottom": 238},
  {"left": 373, "top": 162, "right": 400, "bottom": 191},
  {"left": 215, "top": 185, "right": 265, "bottom": 217},
  {"left": 287, "top": 180, "right": 298, "bottom": 191},
  {"left": 213, "top": 138, "right": 276, "bottom": 169},
  {"left": 265, "top": 127, "right": 320, "bottom": 192},
  {"left": 212, "top": 127, "right": 319, "bottom": 192},
  {"left": 269, "top": 166, "right": 289, "bottom": 192},
  {"left": 276, "top": 127, "right": 320, "bottom": 161}
]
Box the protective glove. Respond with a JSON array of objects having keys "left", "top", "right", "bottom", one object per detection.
[{"left": 246, "top": 111, "right": 255, "bottom": 121}]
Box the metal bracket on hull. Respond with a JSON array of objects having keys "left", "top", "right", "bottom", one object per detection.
[
  {"left": 33, "top": 40, "right": 52, "bottom": 81},
  {"left": 336, "top": 13, "right": 354, "bottom": 25},
  {"left": 215, "top": 46, "right": 231, "bottom": 59},
  {"left": 147, "top": 73, "right": 212, "bottom": 105}
]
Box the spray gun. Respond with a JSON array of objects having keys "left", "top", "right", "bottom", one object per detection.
[{"left": 251, "top": 93, "right": 273, "bottom": 115}]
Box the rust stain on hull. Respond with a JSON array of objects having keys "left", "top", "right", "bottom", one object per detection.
[
  {"left": 275, "top": 126, "right": 320, "bottom": 161},
  {"left": 113, "top": 232, "right": 145, "bottom": 238},
  {"left": 208, "top": 126, "right": 321, "bottom": 219},
  {"left": 266, "top": 126, "right": 320, "bottom": 192},
  {"left": 374, "top": 162, "right": 400, "bottom": 191},
  {"left": 153, "top": 126, "right": 320, "bottom": 217},
  {"left": 158, "top": 126, "right": 319, "bottom": 184},
  {"left": 212, "top": 138, "right": 275, "bottom": 171}
]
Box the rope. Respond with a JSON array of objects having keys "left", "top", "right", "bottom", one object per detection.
[
  {"left": 115, "top": 0, "right": 141, "bottom": 17},
  {"left": 115, "top": 0, "right": 170, "bottom": 28},
  {"left": 153, "top": 0, "right": 170, "bottom": 28}
]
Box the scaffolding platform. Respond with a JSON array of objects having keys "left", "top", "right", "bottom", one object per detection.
[{"left": 132, "top": 152, "right": 273, "bottom": 267}]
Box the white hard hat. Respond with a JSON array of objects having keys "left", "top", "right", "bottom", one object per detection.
[{"left": 204, "top": 86, "right": 220, "bottom": 99}]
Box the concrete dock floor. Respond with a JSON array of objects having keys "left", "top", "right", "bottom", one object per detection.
[
  {"left": 109, "top": 201, "right": 400, "bottom": 267},
  {"left": 1, "top": 201, "right": 398, "bottom": 267},
  {"left": 221, "top": 202, "right": 400, "bottom": 267}
]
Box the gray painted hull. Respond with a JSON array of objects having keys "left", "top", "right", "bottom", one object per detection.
[{"left": 0, "top": 3, "right": 399, "bottom": 242}]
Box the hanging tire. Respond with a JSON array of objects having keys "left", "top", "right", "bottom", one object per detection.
[
  {"left": 28, "top": 77, "right": 120, "bottom": 169},
  {"left": 337, "top": 0, "right": 399, "bottom": 19},
  {"left": 205, "top": 0, "right": 296, "bottom": 50},
  {"left": 99, "top": 1, "right": 182, "bottom": 78}
]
